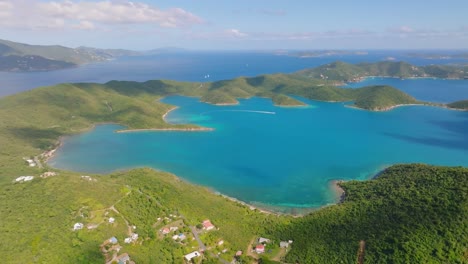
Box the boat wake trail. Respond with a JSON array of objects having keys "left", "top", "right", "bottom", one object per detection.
[{"left": 201, "top": 110, "right": 276, "bottom": 115}]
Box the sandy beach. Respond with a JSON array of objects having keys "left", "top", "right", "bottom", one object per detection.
[{"left": 330, "top": 180, "right": 346, "bottom": 203}]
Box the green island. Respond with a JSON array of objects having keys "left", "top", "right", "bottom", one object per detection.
[
  {"left": 0, "top": 61, "right": 468, "bottom": 263},
  {"left": 447, "top": 100, "right": 468, "bottom": 110},
  {"left": 297, "top": 60, "right": 468, "bottom": 81},
  {"left": 0, "top": 39, "right": 137, "bottom": 71}
]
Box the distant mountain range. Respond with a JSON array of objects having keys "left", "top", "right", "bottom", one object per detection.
[{"left": 0, "top": 39, "right": 140, "bottom": 72}]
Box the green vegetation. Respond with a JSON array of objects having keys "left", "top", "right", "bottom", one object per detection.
[
  {"left": 0, "top": 55, "right": 75, "bottom": 71},
  {"left": 352, "top": 85, "right": 419, "bottom": 110},
  {"left": 0, "top": 39, "right": 137, "bottom": 71},
  {"left": 297, "top": 60, "right": 468, "bottom": 81},
  {"left": 447, "top": 100, "right": 468, "bottom": 110},
  {"left": 271, "top": 94, "right": 306, "bottom": 106},
  {"left": 0, "top": 62, "right": 467, "bottom": 263},
  {"left": 271, "top": 164, "right": 468, "bottom": 264}
]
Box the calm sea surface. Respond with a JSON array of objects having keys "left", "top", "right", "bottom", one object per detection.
[
  {"left": 49, "top": 96, "right": 468, "bottom": 211},
  {"left": 1, "top": 50, "right": 467, "bottom": 99}
]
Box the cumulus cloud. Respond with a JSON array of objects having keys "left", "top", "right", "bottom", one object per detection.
[
  {"left": 0, "top": 0, "right": 203, "bottom": 30},
  {"left": 225, "top": 29, "right": 248, "bottom": 38}
]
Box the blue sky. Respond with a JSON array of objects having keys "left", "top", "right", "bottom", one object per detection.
[{"left": 1, "top": 0, "right": 467, "bottom": 50}]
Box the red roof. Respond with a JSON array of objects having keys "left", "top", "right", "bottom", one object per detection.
[
  {"left": 256, "top": 244, "right": 265, "bottom": 250},
  {"left": 203, "top": 220, "right": 214, "bottom": 229}
]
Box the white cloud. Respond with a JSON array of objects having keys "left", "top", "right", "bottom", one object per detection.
[
  {"left": 0, "top": 0, "right": 203, "bottom": 30},
  {"left": 225, "top": 29, "right": 248, "bottom": 38},
  {"left": 73, "top": 20, "right": 95, "bottom": 30}
]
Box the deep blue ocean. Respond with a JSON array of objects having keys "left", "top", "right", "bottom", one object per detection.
[
  {"left": 1, "top": 50, "right": 468, "bottom": 99},
  {"left": 4, "top": 50, "right": 466, "bottom": 212}
]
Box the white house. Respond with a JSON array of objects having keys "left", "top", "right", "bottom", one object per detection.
[
  {"left": 108, "top": 217, "right": 115, "bottom": 224},
  {"left": 73, "top": 223, "right": 84, "bottom": 230},
  {"left": 124, "top": 238, "right": 132, "bottom": 244},
  {"left": 185, "top": 251, "right": 200, "bottom": 261},
  {"left": 280, "top": 241, "right": 289, "bottom": 248},
  {"left": 15, "top": 176, "right": 34, "bottom": 182},
  {"left": 258, "top": 237, "right": 270, "bottom": 244}
]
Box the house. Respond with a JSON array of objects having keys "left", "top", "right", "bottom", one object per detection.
[
  {"left": 40, "top": 171, "right": 57, "bottom": 178},
  {"left": 73, "top": 222, "right": 84, "bottom": 230},
  {"left": 87, "top": 224, "right": 98, "bottom": 230},
  {"left": 172, "top": 233, "right": 186, "bottom": 241},
  {"left": 161, "top": 228, "right": 170, "bottom": 234},
  {"left": 125, "top": 233, "right": 139, "bottom": 243},
  {"left": 25, "top": 159, "right": 36, "bottom": 167},
  {"left": 235, "top": 250, "right": 243, "bottom": 256},
  {"left": 109, "top": 217, "right": 115, "bottom": 224},
  {"left": 109, "top": 237, "right": 118, "bottom": 244},
  {"left": 255, "top": 244, "right": 265, "bottom": 254},
  {"left": 218, "top": 240, "right": 224, "bottom": 246},
  {"left": 258, "top": 237, "right": 270, "bottom": 244},
  {"left": 280, "top": 241, "right": 289, "bottom": 248},
  {"left": 15, "top": 176, "right": 34, "bottom": 183},
  {"left": 202, "top": 220, "right": 215, "bottom": 230},
  {"left": 184, "top": 251, "right": 200, "bottom": 261},
  {"left": 169, "top": 226, "right": 178, "bottom": 231}
]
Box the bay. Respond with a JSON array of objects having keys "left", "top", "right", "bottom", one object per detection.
[{"left": 49, "top": 95, "right": 468, "bottom": 211}]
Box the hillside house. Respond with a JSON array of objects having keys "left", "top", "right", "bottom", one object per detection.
[
  {"left": 184, "top": 251, "right": 200, "bottom": 261},
  {"left": 202, "top": 219, "right": 215, "bottom": 230},
  {"left": 255, "top": 244, "right": 265, "bottom": 254}
]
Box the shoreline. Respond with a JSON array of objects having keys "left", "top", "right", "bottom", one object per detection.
[
  {"left": 162, "top": 106, "right": 179, "bottom": 122},
  {"left": 330, "top": 180, "right": 346, "bottom": 203},
  {"left": 116, "top": 127, "right": 214, "bottom": 133},
  {"left": 345, "top": 103, "right": 424, "bottom": 112},
  {"left": 346, "top": 75, "right": 466, "bottom": 84}
]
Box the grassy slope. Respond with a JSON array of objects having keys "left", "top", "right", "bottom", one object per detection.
[{"left": 0, "top": 169, "right": 283, "bottom": 263}]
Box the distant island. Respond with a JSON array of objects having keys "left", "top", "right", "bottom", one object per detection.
[
  {"left": 0, "top": 61, "right": 467, "bottom": 263},
  {"left": 297, "top": 60, "right": 468, "bottom": 81},
  {"left": 447, "top": 99, "right": 468, "bottom": 110},
  {"left": 0, "top": 39, "right": 139, "bottom": 72}
]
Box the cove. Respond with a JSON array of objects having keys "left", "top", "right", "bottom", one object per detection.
[{"left": 48, "top": 96, "right": 468, "bottom": 212}]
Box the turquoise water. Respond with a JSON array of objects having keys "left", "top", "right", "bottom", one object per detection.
[{"left": 49, "top": 95, "right": 468, "bottom": 210}]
